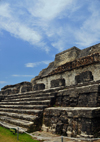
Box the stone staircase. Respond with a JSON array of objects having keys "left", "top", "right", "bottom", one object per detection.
[{"left": 0, "top": 91, "right": 56, "bottom": 132}]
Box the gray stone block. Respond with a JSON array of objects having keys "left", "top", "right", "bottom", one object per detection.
[
  {"left": 75, "top": 71, "right": 93, "bottom": 84},
  {"left": 33, "top": 83, "right": 45, "bottom": 91},
  {"left": 43, "top": 107, "right": 100, "bottom": 138},
  {"left": 51, "top": 79, "right": 65, "bottom": 88}
]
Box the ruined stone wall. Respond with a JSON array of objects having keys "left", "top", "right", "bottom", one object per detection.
[
  {"left": 0, "top": 43, "right": 100, "bottom": 138},
  {"left": 0, "top": 91, "right": 5, "bottom": 101},
  {"left": 41, "top": 81, "right": 100, "bottom": 138},
  {"left": 34, "top": 63, "right": 100, "bottom": 89},
  {"left": 54, "top": 43, "right": 100, "bottom": 68},
  {"left": 54, "top": 47, "right": 81, "bottom": 67},
  {"left": 78, "top": 43, "right": 100, "bottom": 58},
  {"left": 31, "top": 43, "right": 100, "bottom": 87},
  {"left": 0, "top": 81, "right": 32, "bottom": 96},
  {"left": 42, "top": 107, "right": 100, "bottom": 138},
  {"left": 55, "top": 84, "right": 100, "bottom": 107}
]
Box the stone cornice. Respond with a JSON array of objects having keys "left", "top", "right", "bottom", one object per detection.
[{"left": 35, "top": 53, "right": 100, "bottom": 80}]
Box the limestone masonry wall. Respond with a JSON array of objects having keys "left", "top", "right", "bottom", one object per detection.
[
  {"left": 31, "top": 43, "right": 100, "bottom": 89},
  {"left": 34, "top": 63, "right": 100, "bottom": 89},
  {"left": 55, "top": 84, "right": 100, "bottom": 107},
  {"left": 0, "top": 81, "right": 32, "bottom": 96},
  {"left": 42, "top": 107, "right": 100, "bottom": 138},
  {"left": 54, "top": 47, "right": 81, "bottom": 67},
  {"left": 31, "top": 51, "right": 100, "bottom": 90}
]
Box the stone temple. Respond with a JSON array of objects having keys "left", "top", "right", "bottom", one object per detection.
[{"left": 0, "top": 43, "right": 100, "bottom": 138}]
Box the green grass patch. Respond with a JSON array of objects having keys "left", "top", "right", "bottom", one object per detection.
[{"left": 0, "top": 126, "right": 40, "bottom": 142}]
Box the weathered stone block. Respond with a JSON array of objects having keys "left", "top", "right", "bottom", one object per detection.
[
  {"left": 54, "top": 47, "right": 81, "bottom": 67},
  {"left": 62, "top": 124, "right": 68, "bottom": 135},
  {"left": 55, "top": 84, "right": 100, "bottom": 107},
  {"left": 75, "top": 71, "right": 93, "bottom": 84},
  {"left": 43, "top": 107, "right": 100, "bottom": 138},
  {"left": 78, "top": 93, "right": 98, "bottom": 107},
  {"left": 20, "top": 85, "right": 32, "bottom": 93},
  {"left": 56, "top": 122, "right": 63, "bottom": 134},
  {"left": 33, "top": 83, "right": 45, "bottom": 90},
  {"left": 51, "top": 79, "right": 65, "bottom": 88},
  {"left": 1, "top": 82, "right": 32, "bottom": 94}
]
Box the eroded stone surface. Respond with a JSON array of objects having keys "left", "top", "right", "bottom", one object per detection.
[
  {"left": 51, "top": 78, "right": 65, "bottom": 88},
  {"left": 55, "top": 84, "right": 100, "bottom": 107},
  {"left": 33, "top": 83, "right": 45, "bottom": 91},
  {"left": 75, "top": 71, "right": 93, "bottom": 84},
  {"left": 1, "top": 81, "right": 32, "bottom": 95},
  {"left": 31, "top": 43, "right": 100, "bottom": 89},
  {"left": 43, "top": 107, "right": 100, "bottom": 138}
]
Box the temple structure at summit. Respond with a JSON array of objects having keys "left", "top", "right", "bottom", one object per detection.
[{"left": 0, "top": 43, "right": 100, "bottom": 138}]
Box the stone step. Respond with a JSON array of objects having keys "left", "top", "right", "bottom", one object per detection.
[
  {"left": 0, "top": 121, "right": 27, "bottom": 133},
  {"left": 5, "top": 93, "right": 55, "bottom": 100},
  {"left": 0, "top": 111, "right": 38, "bottom": 122},
  {"left": 0, "top": 116, "right": 33, "bottom": 128},
  {"left": 3, "top": 96, "right": 54, "bottom": 102},
  {"left": 0, "top": 100, "right": 51, "bottom": 105},
  {"left": 0, "top": 104, "right": 48, "bottom": 110},
  {"left": 0, "top": 108, "right": 43, "bottom": 115}
]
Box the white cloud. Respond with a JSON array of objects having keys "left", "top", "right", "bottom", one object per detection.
[
  {"left": 0, "top": 0, "right": 100, "bottom": 51},
  {"left": 25, "top": 63, "right": 37, "bottom": 68},
  {"left": 0, "top": 3, "right": 11, "bottom": 18},
  {"left": 26, "top": 0, "right": 75, "bottom": 20},
  {"left": 25, "top": 60, "right": 51, "bottom": 68},
  {"left": 42, "top": 61, "right": 51, "bottom": 65},
  {"left": 74, "top": 1, "right": 100, "bottom": 47},
  {"left": 12, "top": 75, "right": 34, "bottom": 77},
  {"left": 0, "top": 81, "right": 7, "bottom": 84},
  {"left": 0, "top": 3, "right": 42, "bottom": 45},
  {"left": 0, "top": 0, "right": 79, "bottom": 52},
  {"left": 52, "top": 40, "right": 66, "bottom": 51}
]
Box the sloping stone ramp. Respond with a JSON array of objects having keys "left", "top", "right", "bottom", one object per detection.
[{"left": 0, "top": 90, "right": 56, "bottom": 132}]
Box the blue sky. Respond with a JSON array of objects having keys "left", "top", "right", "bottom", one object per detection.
[{"left": 0, "top": 0, "right": 100, "bottom": 90}]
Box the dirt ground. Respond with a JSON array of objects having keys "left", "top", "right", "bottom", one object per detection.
[{"left": 31, "top": 131, "right": 100, "bottom": 142}]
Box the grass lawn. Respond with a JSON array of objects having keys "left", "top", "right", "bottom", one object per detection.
[{"left": 0, "top": 126, "right": 41, "bottom": 142}]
